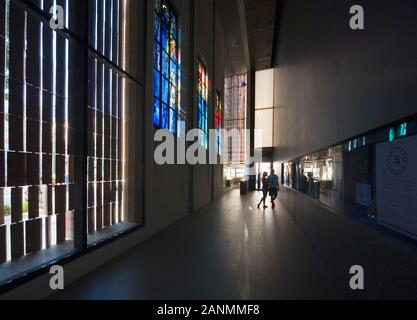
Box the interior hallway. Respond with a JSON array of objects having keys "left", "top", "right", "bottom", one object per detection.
[{"left": 51, "top": 190, "right": 347, "bottom": 300}]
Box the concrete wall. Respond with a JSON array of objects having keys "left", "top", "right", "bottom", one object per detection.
[
  {"left": 273, "top": 0, "right": 417, "bottom": 162},
  {"left": 145, "top": 0, "right": 191, "bottom": 240},
  {"left": 272, "top": 0, "right": 417, "bottom": 298},
  {"left": 193, "top": 0, "right": 227, "bottom": 209},
  {"left": 1, "top": 0, "right": 229, "bottom": 299}
]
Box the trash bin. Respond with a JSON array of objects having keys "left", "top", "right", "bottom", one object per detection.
[{"left": 240, "top": 180, "right": 248, "bottom": 195}]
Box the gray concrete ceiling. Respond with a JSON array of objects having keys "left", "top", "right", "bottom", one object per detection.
[
  {"left": 245, "top": 0, "right": 277, "bottom": 71},
  {"left": 215, "top": 0, "right": 248, "bottom": 76},
  {"left": 215, "top": 0, "right": 278, "bottom": 74}
]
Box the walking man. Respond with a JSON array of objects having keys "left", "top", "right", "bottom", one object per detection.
[{"left": 269, "top": 169, "right": 279, "bottom": 209}]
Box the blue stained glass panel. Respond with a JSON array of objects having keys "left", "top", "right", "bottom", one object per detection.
[
  {"left": 170, "top": 85, "right": 177, "bottom": 109},
  {"left": 162, "top": 25, "right": 169, "bottom": 53},
  {"left": 154, "top": 70, "right": 161, "bottom": 98},
  {"left": 170, "top": 62, "right": 177, "bottom": 84},
  {"left": 170, "top": 36, "right": 177, "bottom": 63},
  {"left": 153, "top": 99, "right": 161, "bottom": 126},
  {"left": 169, "top": 108, "right": 176, "bottom": 133},
  {"left": 162, "top": 77, "right": 169, "bottom": 104},
  {"left": 154, "top": 0, "right": 183, "bottom": 130},
  {"left": 162, "top": 2, "right": 170, "bottom": 26},
  {"left": 197, "top": 61, "right": 208, "bottom": 148},
  {"left": 197, "top": 97, "right": 202, "bottom": 115},
  {"left": 154, "top": 45, "right": 161, "bottom": 71},
  {"left": 170, "top": 11, "right": 177, "bottom": 36},
  {"left": 162, "top": 51, "right": 169, "bottom": 77},
  {"left": 161, "top": 103, "right": 169, "bottom": 129},
  {"left": 197, "top": 112, "right": 202, "bottom": 129}
]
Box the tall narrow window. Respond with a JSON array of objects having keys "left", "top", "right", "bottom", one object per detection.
[
  {"left": 224, "top": 74, "right": 247, "bottom": 164},
  {"left": 197, "top": 59, "right": 208, "bottom": 149},
  {"left": 86, "top": 0, "right": 129, "bottom": 245},
  {"left": 215, "top": 91, "right": 222, "bottom": 155},
  {"left": 153, "top": 0, "right": 182, "bottom": 135},
  {"left": 0, "top": 0, "right": 80, "bottom": 283},
  {"left": 254, "top": 69, "right": 274, "bottom": 149},
  {"left": 0, "top": 0, "right": 140, "bottom": 287}
]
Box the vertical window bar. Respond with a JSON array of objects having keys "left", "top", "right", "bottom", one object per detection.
[
  {"left": 93, "top": 0, "right": 98, "bottom": 232},
  {"left": 3, "top": 0, "right": 10, "bottom": 261}
]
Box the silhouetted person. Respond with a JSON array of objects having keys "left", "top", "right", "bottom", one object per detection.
[
  {"left": 269, "top": 169, "right": 279, "bottom": 208},
  {"left": 257, "top": 172, "right": 269, "bottom": 209}
]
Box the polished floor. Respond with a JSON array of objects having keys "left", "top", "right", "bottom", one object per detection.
[{"left": 51, "top": 190, "right": 346, "bottom": 300}]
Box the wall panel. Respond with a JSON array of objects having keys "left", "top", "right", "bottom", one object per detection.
[{"left": 274, "top": 0, "right": 417, "bottom": 162}]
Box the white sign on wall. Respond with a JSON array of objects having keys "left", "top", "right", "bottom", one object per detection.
[{"left": 376, "top": 135, "right": 417, "bottom": 239}]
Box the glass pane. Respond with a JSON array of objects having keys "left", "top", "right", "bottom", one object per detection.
[
  {"left": 161, "top": 103, "right": 169, "bottom": 129},
  {"left": 86, "top": 1, "right": 142, "bottom": 245},
  {"left": 169, "top": 108, "right": 176, "bottom": 133},
  {"left": 153, "top": 99, "right": 161, "bottom": 126},
  {"left": 162, "top": 2, "right": 170, "bottom": 26},
  {"left": 154, "top": 0, "right": 182, "bottom": 130},
  {"left": 170, "top": 85, "right": 177, "bottom": 109},
  {"left": 255, "top": 69, "right": 274, "bottom": 109},
  {"left": 170, "top": 11, "right": 177, "bottom": 36},
  {"left": 170, "top": 62, "right": 177, "bottom": 84},
  {"left": 154, "top": 70, "right": 161, "bottom": 98},
  {"left": 154, "top": 43, "right": 161, "bottom": 71},
  {"left": 0, "top": 1, "right": 80, "bottom": 285},
  {"left": 162, "top": 51, "right": 169, "bottom": 78},
  {"left": 162, "top": 77, "right": 169, "bottom": 104},
  {"left": 162, "top": 25, "right": 169, "bottom": 53},
  {"left": 224, "top": 74, "right": 247, "bottom": 164},
  {"left": 170, "top": 35, "right": 177, "bottom": 63},
  {"left": 198, "top": 96, "right": 203, "bottom": 115},
  {"left": 255, "top": 109, "right": 274, "bottom": 148}
]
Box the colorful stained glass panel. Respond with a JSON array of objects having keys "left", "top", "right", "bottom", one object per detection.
[
  {"left": 154, "top": 99, "right": 161, "bottom": 126},
  {"left": 154, "top": 0, "right": 182, "bottom": 134},
  {"left": 154, "top": 70, "right": 161, "bottom": 98},
  {"left": 162, "top": 103, "right": 169, "bottom": 129}
]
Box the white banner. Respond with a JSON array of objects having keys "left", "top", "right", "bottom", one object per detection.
[{"left": 376, "top": 135, "right": 417, "bottom": 239}]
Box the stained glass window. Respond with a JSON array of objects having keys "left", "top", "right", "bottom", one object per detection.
[
  {"left": 224, "top": 74, "right": 247, "bottom": 164},
  {"left": 215, "top": 92, "right": 222, "bottom": 155},
  {"left": 154, "top": 0, "right": 183, "bottom": 135},
  {"left": 198, "top": 59, "right": 208, "bottom": 149}
]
